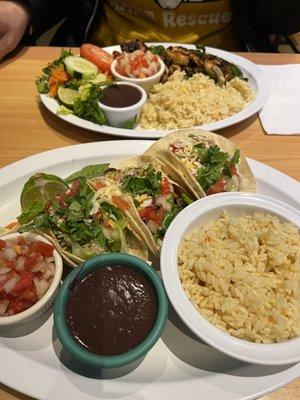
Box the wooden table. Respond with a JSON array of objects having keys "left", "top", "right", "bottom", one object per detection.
[{"left": 0, "top": 46, "right": 299, "bottom": 400}]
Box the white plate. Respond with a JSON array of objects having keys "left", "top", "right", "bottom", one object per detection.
[
  {"left": 40, "top": 44, "right": 270, "bottom": 139},
  {"left": 0, "top": 141, "right": 299, "bottom": 400}
]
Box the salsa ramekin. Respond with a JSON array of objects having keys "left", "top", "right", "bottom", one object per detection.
[
  {"left": 110, "top": 57, "right": 165, "bottom": 94},
  {"left": 98, "top": 81, "right": 147, "bottom": 128},
  {"left": 0, "top": 232, "right": 63, "bottom": 326},
  {"left": 54, "top": 253, "right": 168, "bottom": 368}
]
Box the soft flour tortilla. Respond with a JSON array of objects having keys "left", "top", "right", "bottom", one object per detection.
[{"left": 145, "top": 129, "right": 257, "bottom": 197}]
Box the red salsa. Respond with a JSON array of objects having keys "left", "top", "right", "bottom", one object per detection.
[{"left": 0, "top": 235, "right": 55, "bottom": 316}]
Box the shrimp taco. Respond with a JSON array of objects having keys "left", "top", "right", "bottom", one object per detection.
[
  {"left": 89, "top": 156, "right": 192, "bottom": 256},
  {"left": 145, "top": 129, "right": 256, "bottom": 198},
  {"left": 17, "top": 178, "right": 148, "bottom": 267}
]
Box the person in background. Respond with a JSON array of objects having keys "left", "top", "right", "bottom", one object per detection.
[{"left": 0, "top": 0, "right": 300, "bottom": 60}]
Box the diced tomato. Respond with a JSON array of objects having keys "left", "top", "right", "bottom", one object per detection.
[
  {"left": 149, "top": 208, "right": 166, "bottom": 226},
  {"left": 0, "top": 239, "right": 5, "bottom": 250},
  {"left": 131, "top": 55, "right": 148, "bottom": 71},
  {"left": 20, "top": 286, "right": 38, "bottom": 302},
  {"left": 207, "top": 178, "right": 227, "bottom": 195},
  {"left": 161, "top": 177, "right": 170, "bottom": 196},
  {"left": 138, "top": 207, "right": 153, "bottom": 220},
  {"left": 66, "top": 179, "right": 80, "bottom": 197},
  {"left": 14, "top": 271, "right": 34, "bottom": 293},
  {"left": 112, "top": 196, "right": 130, "bottom": 210},
  {"left": 5, "top": 221, "right": 19, "bottom": 230},
  {"left": 5, "top": 260, "right": 15, "bottom": 269},
  {"left": 7, "top": 298, "right": 33, "bottom": 315},
  {"left": 139, "top": 207, "right": 165, "bottom": 225},
  {"left": 91, "top": 180, "right": 106, "bottom": 191},
  {"left": 80, "top": 44, "right": 113, "bottom": 73},
  {"left": 30, "top": 241, "right": 54, "bottom": 257},
  {"left": 24, "top": 254, "right": 39, "bottom": 270}
]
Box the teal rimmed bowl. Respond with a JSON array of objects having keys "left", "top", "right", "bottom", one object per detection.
[{"left": 54, "top": 253, "right": 168, "bottom": 369}]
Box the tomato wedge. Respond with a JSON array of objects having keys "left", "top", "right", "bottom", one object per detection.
[
  {"left": 112, "top": 196, "right": 130, "bottom": 210},
  {"left": 80, "top": 44, "right": 113, "bottom": 73}
]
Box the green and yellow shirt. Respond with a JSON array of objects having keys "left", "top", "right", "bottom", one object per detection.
[{"left": 91, "top": 0, "right": 238, "bottom": 50}]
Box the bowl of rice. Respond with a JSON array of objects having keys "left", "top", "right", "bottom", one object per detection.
[{"left": 160, "top": 192, "right": 300, "bottom": 365}]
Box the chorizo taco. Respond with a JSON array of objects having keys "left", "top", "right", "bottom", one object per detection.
[
  {"left": 145, "top": 129, "right": 256, "bottom": 198},
  {"left": 17, "top": 178, "right": 148, "bottom": 267},
  {"left": 89, "top": 156, "right": 193, "bottom": 256}
]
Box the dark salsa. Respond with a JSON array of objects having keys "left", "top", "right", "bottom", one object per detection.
[
  {"left": 66, "top": 264, "right": 158, "bottom": 356},
  {"left": 100, "top": 84, "right": 142, "bottom": 108}
]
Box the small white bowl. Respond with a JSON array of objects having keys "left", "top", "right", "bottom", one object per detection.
[
  {"left": 110, "top": 58, "right": 165, "bottom": 94},
  {"left": 160, "top": 192, "right": 300, "bottom": 365},
  {"left": 99, "top": 82, "right": 147, "bottom": 128},
  {"left": 0, "top": 232, "right": 63, "bottom": 326}
]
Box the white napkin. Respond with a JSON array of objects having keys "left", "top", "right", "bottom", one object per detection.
[{"left": 258, "top": 64, "right": 300, "bottom": 135}]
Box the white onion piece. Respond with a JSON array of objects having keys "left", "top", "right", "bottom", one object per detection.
[
  {"left": 146, "top": 220, "right": 159, "bottom": 234},
  {"left": 47, "top": 262, "right": 55, "bottom": 276},
  {"left": 3, "top": 275, "right": 20, "bottom": 293},
  {"left": 0, "top": 267, "right": 11, "bottom": 275},
  {"left": 15, "top": 256, "right": 26, "bottom": 271},
  {"left": 33, "top": 278, "right": 49, "bottom": 300},
  {"left": 3, "top": 247, "right": 16, "bottom": 260},
  {"left": 0, "top": 299, "right": 9, "bottom": 316}
]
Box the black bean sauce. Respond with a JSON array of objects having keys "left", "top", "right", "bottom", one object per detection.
[
  {"left": 101, "top": 84, "right": 142, "bottom": 108},
  {"left": 66, "top": 264, "right": 158, "bottom": 356}
]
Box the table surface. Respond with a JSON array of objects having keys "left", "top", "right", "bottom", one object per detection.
[{"left": 0, "top": 46, "right": 299, "bottom": 400}]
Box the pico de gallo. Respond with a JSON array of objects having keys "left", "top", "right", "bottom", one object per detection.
[
  {"left": 114, "top": 50, "right": 160, "bottom": 79},
  {"left": 0, "top": 235, "right": 55, "bottom": 316}
]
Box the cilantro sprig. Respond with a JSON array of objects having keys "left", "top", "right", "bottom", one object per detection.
[
  {"left": 121, "top": 166, "right": 162, "bottom": 196},
  {"left": 194, "top": 144, "right": 240, "bottom": 192}
]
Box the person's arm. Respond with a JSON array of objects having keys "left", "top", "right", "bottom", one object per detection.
[
  {"left": 0, "top": 1, "right": 30, "bottom": 59},
  {"left": 0, "top": 0, "right": 71, "bottom": 60}
]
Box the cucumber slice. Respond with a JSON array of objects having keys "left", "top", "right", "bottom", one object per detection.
[
  {"left": 64, "top": 56, "right": 99, "bottom": 80},
  {"left": 57, "top": 86, "right": 79, "bottom": 107}
]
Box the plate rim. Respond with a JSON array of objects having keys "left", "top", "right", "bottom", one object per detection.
[
  {"left": 0, "top": 140, "right": 299, "bottom": 400},
  {"left": 40, "top": 43, "right": 270, "bottom": 139}
]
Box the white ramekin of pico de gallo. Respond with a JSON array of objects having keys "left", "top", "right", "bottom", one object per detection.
[
  {"left": 110, "top": 49, "right": 165, "bottom": 94},
  {"left": 0, "top": 232, "right": 63, "bottom": 326}
]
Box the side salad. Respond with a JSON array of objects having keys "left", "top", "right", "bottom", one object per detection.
[{"left": 36, "top": 46, "right": 114, "bottom": 125}]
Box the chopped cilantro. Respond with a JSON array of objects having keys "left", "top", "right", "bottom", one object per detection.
[
  {"left": 193, "top": 143, "right": 237, "bottom": 192},
  {"left": 121, "top": 166, "right": 162, "bottom": 196}
]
